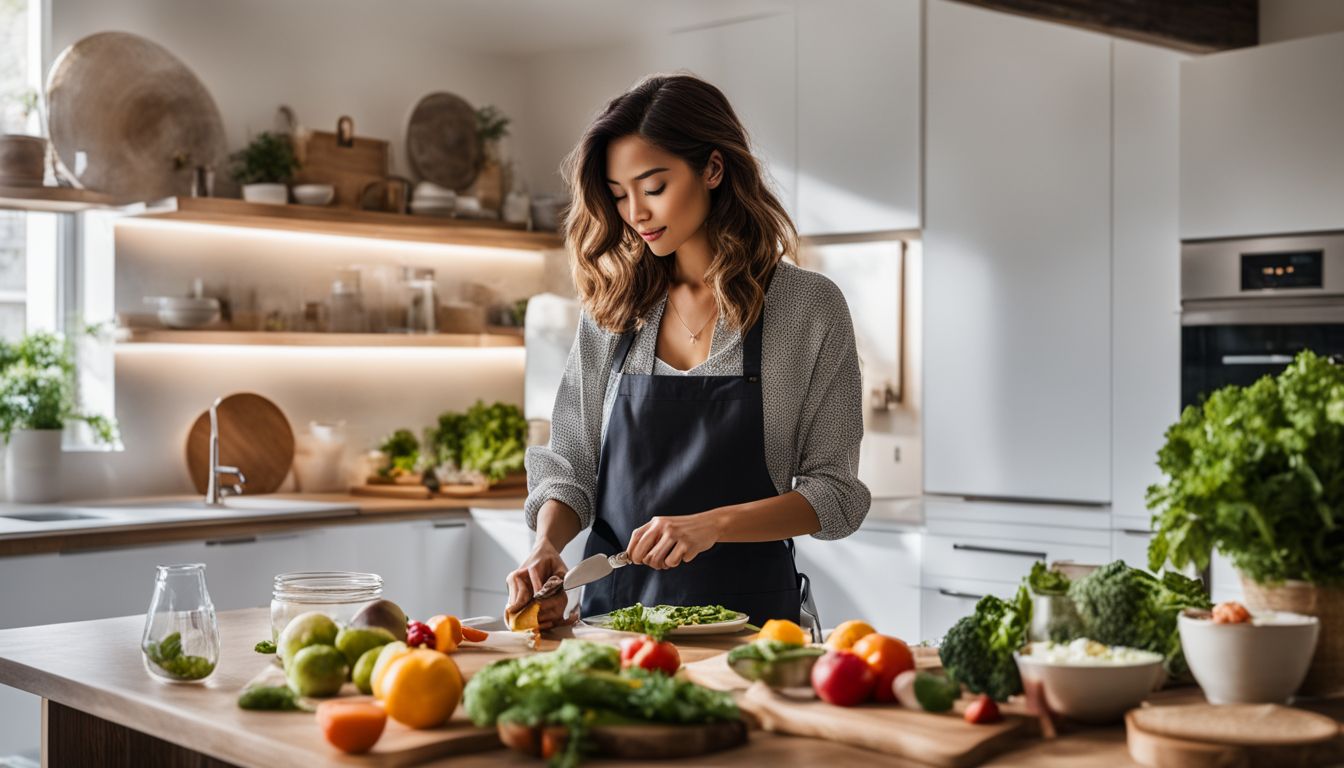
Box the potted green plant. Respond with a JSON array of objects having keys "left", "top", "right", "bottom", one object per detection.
[
  {"left": 1146, "top": 349, "right": 1344, "bottom": 696},
  {"left": 0, "top": 331, "right": 117, "bottom": 502},
  {"left": 471, "top": 105, "right": 511, "bottom": 212},
  {"left": 229, "top": 131, "right": 299, "bottom": 204}
]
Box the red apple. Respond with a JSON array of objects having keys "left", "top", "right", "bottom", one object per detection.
[
  {"left": 811, "top": 649, "right": 877, "bottom": 706},
  {"left": 619, "top": 635, "right": 681, "bottom": 676}
]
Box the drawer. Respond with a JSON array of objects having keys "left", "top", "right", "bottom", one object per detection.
[
  {"left": 922, "top": 534, "right": 1109, "bottom": 583},
  {"left": 921, "top": 497, "right": 1111, "bottom": 532},
  {"left": 1111, "top": 528, "right": 1155, "bottom": 573},
  {"left": 918, "top": 577, "right": 1019, "bottom": 644}
]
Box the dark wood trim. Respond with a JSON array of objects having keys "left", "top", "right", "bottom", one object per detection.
[
  {"left": 948, "top": 0, "right": 1257, "bottom": 53},
  {"left": 44, "top": 699, "right": 241, "bottom": 768}
]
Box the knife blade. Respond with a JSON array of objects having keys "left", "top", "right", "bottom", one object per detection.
[{"left": 533, "top": 552, "right": 630, "bottom": 599}]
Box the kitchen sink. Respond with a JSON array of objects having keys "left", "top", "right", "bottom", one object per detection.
[
  {"left": 84, "top": 497, "right": 359, "bottom": 517},
  {"left": 0, "top": 510, "right": 104, "bottom": 522}
]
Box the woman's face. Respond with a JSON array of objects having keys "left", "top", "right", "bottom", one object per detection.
[{"left": 605, "top": 134, "right": 722, "bottom": 257}]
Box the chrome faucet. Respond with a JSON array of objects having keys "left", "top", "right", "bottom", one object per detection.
[{"left": 206, "top": 396, "right": 247, "bottom": 506}]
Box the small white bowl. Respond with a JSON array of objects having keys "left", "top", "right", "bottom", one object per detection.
[
  {"left": 1014, "top": 647, "right": 1164, "bottom": 724},
  {"left": 1178, "top": 610, "right": 1319, "bottom": 704},
  {"left": 145, "top": 296, "right": 220, "bottom": 329},
  {"left": 292, "top": 184, "right": 335, "bottom": 206}
]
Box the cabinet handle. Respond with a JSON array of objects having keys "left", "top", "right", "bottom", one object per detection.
[
  {"left": 206, "top": 536, "right": 258, "bottom": 547},
  {"left": 952, "top": 543, "right": 1046, "bottom": 560},
  {"left": 1221, "top": 354, "right": 1294, "bottom": 366},
  {"left": 938, "top": 588, "right": 985, "bottom": 601},
  {"left": 1121, "top": 529, "right": 1151, "bottom": 537},
  {"left": 432, "top": 521, "right": 468, "bottom": 530}
]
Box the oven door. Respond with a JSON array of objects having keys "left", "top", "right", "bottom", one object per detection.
[{"left": 1181, "top": 298, "right": 1344, "bottom": 409}]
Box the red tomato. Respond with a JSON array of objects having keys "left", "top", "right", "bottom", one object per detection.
[
  {"left": 850, "top": 633, "right": 915, "bottom": 703},
  {"left": 811, "top": 650, "right": 877, "bottom": 706},
  {"left": 964, "top": 693, "right": 1002, "bottom": 724},
  {"left": 619, "top": 635, "right": 681, "bottom": 676}
]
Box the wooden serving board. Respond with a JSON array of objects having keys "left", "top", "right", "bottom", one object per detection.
[
  {"left": 185, "top": 392, "right": 294, "bottom": 494},
  {"left": 291, "top": 129, "right": 389, "bottom": 209},
  {"left": 1126, "top": 704, "right": 1344, "bottom": 767}
]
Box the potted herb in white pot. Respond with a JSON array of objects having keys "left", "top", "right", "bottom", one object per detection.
[
  {"left": 0, "top": 331, "right": 117, "bottom": 502},
  {"left": 229, "top": 132, "right": 298, "bottom": 204},
  {"left": 1147, "top": 350, "right": 1344, "bottom": 696}
]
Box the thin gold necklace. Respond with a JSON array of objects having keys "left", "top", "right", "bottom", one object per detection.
[{"left": 666, "top": 294, "right": 716, "bottom": 345}]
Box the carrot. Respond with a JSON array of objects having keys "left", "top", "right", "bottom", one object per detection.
[
  {"left": 316, "top": 699, "right": 387, "bottom": 754},
  {"left": 462, "top": 626, "right": 489, "bottom": 643}
]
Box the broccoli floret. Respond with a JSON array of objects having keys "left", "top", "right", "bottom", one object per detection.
[
  {"left": 939, "top": 586, "right": 1031, "bottom": 701},
  {"left": 1068, "top": 560, "right": 1211, "bottom": 678}
]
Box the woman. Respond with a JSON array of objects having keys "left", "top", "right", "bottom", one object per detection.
[{"left": 507, "top": 74, "right": 869, "bottom": 632}]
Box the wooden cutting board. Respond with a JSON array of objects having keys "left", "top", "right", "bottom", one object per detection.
[
  {"left": 291, "top": 128, "right": 389, "bottom": 209},
  {"left": 1126, "top": 704, "right": 1344, "bottom": 767},
  {"left": 185, "top": 393, "right": 295, "bottom": 494}
]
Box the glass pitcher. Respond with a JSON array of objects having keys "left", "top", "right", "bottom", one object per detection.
[{"left": 141, "top": 563, "right": 220, "bottom": 683}]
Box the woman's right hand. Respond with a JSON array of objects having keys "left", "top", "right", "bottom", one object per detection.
[{"left": 505, "top": 541, "right": 575, "bottom": 631}]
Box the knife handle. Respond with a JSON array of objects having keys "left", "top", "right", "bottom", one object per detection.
[{"left": 609, "top": 551, "right": 631, "bottom": 568}]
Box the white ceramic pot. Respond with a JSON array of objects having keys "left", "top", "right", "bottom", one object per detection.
[
  {"left": 6, "top": 429, "right": 63, "bottom": 503},
  {"left": 241, "top": 183, "right": 288, "bottom": 205}
]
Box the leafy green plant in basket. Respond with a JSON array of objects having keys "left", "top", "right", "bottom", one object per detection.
[
  {"left": 1145, "top": 350, "right": 1344, "bottom": 587},
  {"left": 0, "top": 329, "right": 117, "bottom": 444},
  {"left": 426, "top": 401, "right": 526, "bottom": 485},
  {"left": 229, "top": 131, "right": 299, "bottom": 185}
]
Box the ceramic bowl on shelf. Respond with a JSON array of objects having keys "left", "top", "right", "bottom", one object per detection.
[
  {"left": 1178, "top": 609, "right": 1318, "bottom": 704},
  {"left": 292, "top": 183, "right": 335, "bottom": 206},
  {"left": 144, "top": 296, "right": 220, "bottom": 329}
]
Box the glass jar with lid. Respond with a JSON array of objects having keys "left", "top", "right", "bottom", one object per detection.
[{"left": 270, "top": 571, "right": 382, "bottom": 640}]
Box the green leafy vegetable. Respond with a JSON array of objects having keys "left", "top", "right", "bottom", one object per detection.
[
  {"left": 913, "top": 671, "right": 960, "bottom": 713},
  {"left": 237, "top": 685, "right": 310, "bottom": 711},
  {"left": 1147, "top": 350, "right": 1344, "bottom": 586},
  {"left": 938, "top": 586, "right": 1031, "bottom": 702},
  {"left": 1068, "top": 560, "right": 1211, "bottom": 678},
  {"left": 143, "top": 632, "right": 215, "bottom": 680},
  {"left": 1026, "top": 562, "right": 1071, "bottom": 596},
  {"left": 602, "top": 604, "right": 740, "bottom": 641},
  {"left": 378, "top": 428, "right": 421, "bottom": 477},
  {"left": 464, "top": 639, "right": 737, "bottom": 768},
  {"left": 427, "top": 400, "right": 527, "bottom": 484},
  {"left": 254, "top": 639, "right": 276, "bottom": 654}
]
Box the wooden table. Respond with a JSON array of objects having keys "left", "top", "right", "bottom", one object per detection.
[{"left": 0, "top": 608, "right": 1149, "bottom": 767}]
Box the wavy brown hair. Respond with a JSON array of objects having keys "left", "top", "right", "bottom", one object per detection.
[{"left": 561, "top": 73, "right": 797, "bottom": 334}]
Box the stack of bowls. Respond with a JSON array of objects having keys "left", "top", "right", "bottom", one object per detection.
[{"left": 410, "top": 181, "right": 456, "bottom": 217}]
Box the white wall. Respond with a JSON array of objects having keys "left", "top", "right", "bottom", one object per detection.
[
  {"left": 47, "top": 0, "right": 533, "bottom": 182},
  {"left": 1260, "top": 0, "right": 1344, "bottom": 43}
]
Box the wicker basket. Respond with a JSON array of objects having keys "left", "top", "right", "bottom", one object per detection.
[{"left": 1240, "top": 575, "right": 1344, "bottom": 697}]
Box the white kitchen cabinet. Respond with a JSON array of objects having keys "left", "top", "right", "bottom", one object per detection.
[
  {"left": 307, "top": 519, "right": 466, "bottom": 623},
  {"left": 1180, "top": 30, "right": 1344, "bottom": 240},
  {"left": 793, "top": 527, "right": 920, "bottom": 641},
  {"left": 198, "top": 531, "right": 310, "bottom": 612},
  {"left": 1113, "top": 40, "right": 1186, "bottom": 522},
  {"left": 919, "top": 576, "right": 1020, "bottom": 644},
  {"left": 1111, "top": 527, "right": 1155, "bottom": 573},
  {"left": 924, "top": 0, "right": 1113, "bottom": 503},
  {"left": 658, "top": 12, "right": 797, "bottom": 218},
  {"left": 796, "top": 0, "right": 920, "bottom": 234}
]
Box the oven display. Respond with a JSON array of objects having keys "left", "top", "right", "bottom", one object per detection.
[{"left": 1241, "top": 250, "right": 1323, "bottom": 290}]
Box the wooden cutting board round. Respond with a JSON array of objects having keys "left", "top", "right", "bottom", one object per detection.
[
  {"left": 46, "top": 31, "right": 227, "bottom": 200},
  {"left": 1126, "top": 704, "right": 1344, "bottom": 768},
  {"left": 184, "top": 393, "right": 295, "bottom": 495},
  {"left": 406, "top": 92, "right": 481, "bottom": 192}
]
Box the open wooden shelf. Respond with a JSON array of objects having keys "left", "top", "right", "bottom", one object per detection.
[
  {"left": 0, "top": 185, "right": 131, "bottom": 213},
  {"left": 117, "top": 328, "right": 525, "bottom": 348},
  {"left": 130, "top": 197, "right": 565, "bottom": 250}
]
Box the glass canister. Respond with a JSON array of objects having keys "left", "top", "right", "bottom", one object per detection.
[
  {"left": 270, "top": 571, "right": 383, "bottom": 640},
  {"left": 142, "top": 564, "right": 220, "bottom": 683}
]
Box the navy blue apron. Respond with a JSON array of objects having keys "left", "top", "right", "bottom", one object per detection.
[{"left": 580, "top": 293, "right": 812, "bottom": 627}]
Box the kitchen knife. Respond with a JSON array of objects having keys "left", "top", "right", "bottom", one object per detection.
[{"left": 533, "top": 552, "right": 631, "bottom": 600}]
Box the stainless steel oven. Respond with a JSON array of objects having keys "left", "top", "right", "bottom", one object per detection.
[{"left": 1181, "top": 232, "right": 1344, "bottom": 408}]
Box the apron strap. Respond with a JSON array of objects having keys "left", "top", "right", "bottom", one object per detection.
[{"left": 610, "top": 328, "right": 637, "bottom": 376}]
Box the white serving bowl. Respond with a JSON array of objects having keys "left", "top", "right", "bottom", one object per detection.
[
  {"left": 145, "top": 296, "right": 221, "bottom": 329},
  {"left": 292, "top": 183, "right": 335, "bottom": 206},
  {"left": 1014, "top": 647, "right": 1164, "bottom": 724},
  {"left": 1178, "top": 610, "right": 1319, "bottom": 704}
]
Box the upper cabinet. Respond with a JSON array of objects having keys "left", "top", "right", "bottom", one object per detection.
[
  {"left": 660, "top": 13, "right": 798, "bottom": 219},
  {"left": 796, "top": 0, "right": 921, "bottom": 235},
  {"left": 923, "top": 0, "right": 1112, "bottom": 503},
  {"left": 1181, "top": 31, "right": 1344, "bottom": 240}
]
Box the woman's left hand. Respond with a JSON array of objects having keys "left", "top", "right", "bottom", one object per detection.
[{"left": 627, "top": 512, "right": 721, "bottom": 570}]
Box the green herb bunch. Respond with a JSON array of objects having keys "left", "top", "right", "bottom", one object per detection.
[
  {"left": 0, "top": 330, "right": 116, "bottom": 443},
  {"left": 230, "top": 131, "right": 299, "bottom": 185},
  {"left": 378, "top": 428, "right": 421, "bottom": 477},
  {"left": 1146, "top": 350, "right": 1344, "bottom": 586},
  {"left": 426, "top": 400, "right": 526, "bottom": 484}
]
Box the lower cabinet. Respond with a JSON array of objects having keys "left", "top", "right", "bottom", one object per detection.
[
  {"left": 919, "top": 576, "right": 1021, "bottom": 644},
  {"left": 793, "top": 527, "right": 921, "bottom": 642}
]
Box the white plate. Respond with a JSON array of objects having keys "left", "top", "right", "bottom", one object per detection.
[{"left": 581, "top": 611, "right": 751, "bottom": 636}]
